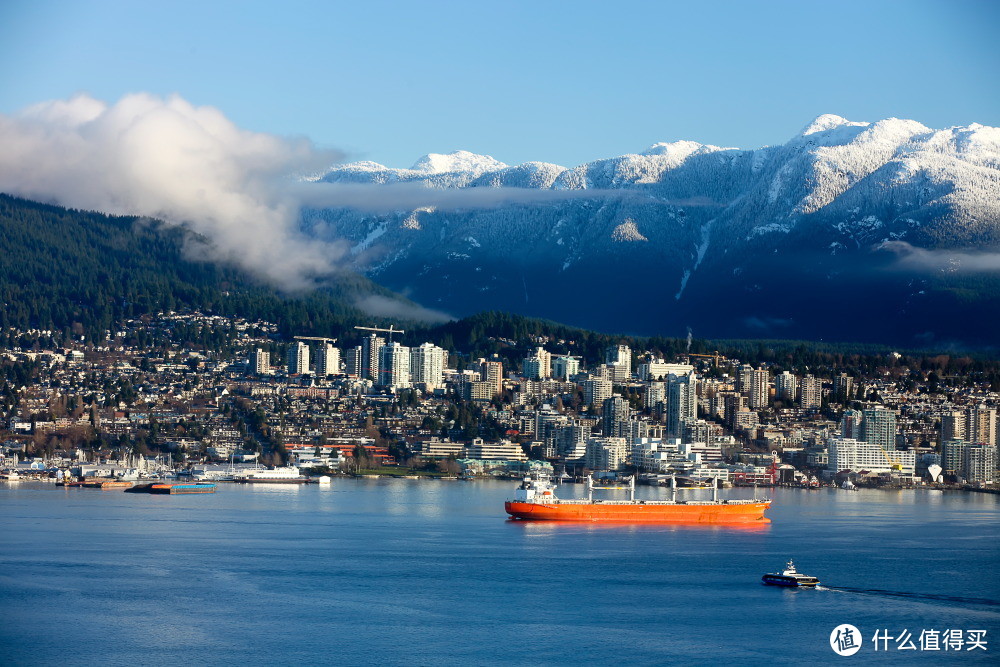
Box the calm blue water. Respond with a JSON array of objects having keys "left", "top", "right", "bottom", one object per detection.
[{"left": 1, "top": 481, "right": 998, "bottom": 665}]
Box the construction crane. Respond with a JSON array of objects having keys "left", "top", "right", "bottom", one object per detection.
[
  {"left": 293, "top": 336, "right": 337, "bottom": 345},
  {"left": 879, "top": 447, "right": 903, "bottom": 472},
  {"left": 354, "top": 325, "right": 405, "bottom": 342},
  {"left": 683, "top": 351, "right": 722, "bottom": 366}
]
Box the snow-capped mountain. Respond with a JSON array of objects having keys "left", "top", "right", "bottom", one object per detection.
[{"left": 309, "top": 116, "right": 1000, "bottom": 345}]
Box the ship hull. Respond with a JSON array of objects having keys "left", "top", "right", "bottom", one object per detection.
[{"left": 504, "top": 500, "right": 770, "bottom": 523}]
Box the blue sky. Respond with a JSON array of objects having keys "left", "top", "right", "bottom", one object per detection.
[{"left": 1, "top": 0, "right": 997, "bottom": 168}]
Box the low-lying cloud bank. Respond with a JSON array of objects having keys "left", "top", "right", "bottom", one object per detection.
[
  {"left": 880, "top": 241, "right": 1000, "bottom": 274},
  {"left": 0, "top": 92, "right": 609, "bottom": 319}
]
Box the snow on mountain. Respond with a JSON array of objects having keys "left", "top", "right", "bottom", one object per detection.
[
  {"left": 410, "top": 150, "right": 507, "bottom": 175},
  {"left": 308, "top": 115, "right": 1000, "bottom": 344}
]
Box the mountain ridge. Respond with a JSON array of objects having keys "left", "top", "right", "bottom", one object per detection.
[{"left": 310, "top": 115, "right": 1000, "bottom": 346}]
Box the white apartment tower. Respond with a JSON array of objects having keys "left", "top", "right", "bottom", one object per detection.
[
  {"left": 967, "top": 405, "right": 997, "bottom": 446},
  {"left": 411, "top": 343, "right": 447, "bottom": 391},
  {"left": 862, "top": 407, "right": 898, "bottom": 451},
  {"left": 361, "top": 334, "right": 385, "bottom": 381},
  {"left": 799, "top": 375, "right": 822, "bottom": 410},
  {"left": 287, "top": 341, "right": 310, "bottom": 376},
  {"left": 749, "top": 367, "right": 769, "bottom": 409},
  {"left": 665, "top": 373, "right": 697, "bottom": 438},
  {"left": 377, "top": 342, "right": 410, "bottom": 390},
  {"left": 252, "top": 348, "right": 271, "bottom": 375},
  {"left": 605, "top": 344, "right": 631, "bottom": 381},
  {"left": 552, "top": 356, "right": 580, "bottom": 381},
  {"left": 775, "top": 371, "right": 798, "bottom": 401},
  {"left": 315, "top": 344, "right": 340, "bottom": 376}
]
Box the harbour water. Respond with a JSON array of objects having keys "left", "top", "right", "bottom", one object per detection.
[{"left": 1, "top": 481, "right": 998, "bottom": 665}]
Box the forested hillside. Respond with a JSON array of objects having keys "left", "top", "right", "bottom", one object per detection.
[{"left": 0, "top": 194, "right": 399, "bottom": 341}]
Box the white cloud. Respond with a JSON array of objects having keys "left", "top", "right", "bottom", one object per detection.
[
  {"left": 0, "top": 92, "right": 344, "bottom": 291},
  {"left": 879, "top": 241, "right": 1000, "bottom": 273}
]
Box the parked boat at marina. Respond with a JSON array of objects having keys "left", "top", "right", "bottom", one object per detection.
[
  {"left": 126, "top": 482, "right": 216, "bottom": 494},
  {"left": 233, "top": 466, "right": 309, "bottom": 484}
]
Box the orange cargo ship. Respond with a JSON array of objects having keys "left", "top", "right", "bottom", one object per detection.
[{"left": 504, "top": 476, "right": 770, "bottom": 524}]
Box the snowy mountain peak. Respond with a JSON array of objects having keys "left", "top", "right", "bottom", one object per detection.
[
  {"left": 800, "top": 114, "right": 868, "bottom": 136},
  {"left": 410, "top": 150, "right": 508, "bottom": 175}
]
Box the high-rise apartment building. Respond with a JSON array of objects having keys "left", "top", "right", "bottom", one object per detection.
[
  {"left": 411, "top": 343, "right": 447, "bottom": 391},
  {"left": 583, "top": 377, "right": 612, "bottom": 407},
  {"left": 315, "top": 344, "right": 340, "bottom": 376},
  {"left": 252, "top": 348, "right": 270, "bottom": 375},
  {"left": 287, "top": 341, "right": 310, "bottom": 376},
  {"left": 361, "top": 334, "right": 385, "bottom": 381},
  {"left": 602, "top": 395, "right": 631, "bottom": 438},
  {"left": 665, "top": 373, "right": 697, "bottom": 438},
  {"left": 963, "top": 444, "right": 997, "bottom": 484},
  {"left": 377, "top": 342, "right": 410, "bottom": 390},
  {"left": 605, "top": 344, "right": 631, "bottom": 379},
  {"left": 833, "top": 373, "right": 854, "bottom": 401},
  {"left": 775, "top": 371, "right": 798, "bottom": 401},
  {"left": 344, "top": 346, "right": 363, "bottom": 378},
  {"left": 480, "top": 360, "right": 503, "bottom": 397},
  {"left": 840, "top": 408, "right": 863, "bottom": 440},
  {"left": 552, "top": 356, "right": 580, "bottom": 381},
  {"left": 862, "top": 407, "right": 897, "bottom": 451},
  {"left": 967, "top": 405, "right": 997, "bottom": 446},
  {"left": 799, "top": 375, "right": 822, "bottom": 410},
  {"left": 749, "top": 367, "right": 769, "bottom": 409},
  {"left": 940, "top": 411, "right": 966, "bottom": 442}
]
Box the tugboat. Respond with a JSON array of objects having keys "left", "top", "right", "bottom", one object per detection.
[{"left": 761, "top": 560, "right": 820, "bottom": 587}]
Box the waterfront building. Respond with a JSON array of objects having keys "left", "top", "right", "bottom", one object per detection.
[
  {"left": 464, "top": 438, "right": 527, "bottom": 461},
  {"left": 288, "top": 341, "right": 310, "bottom": 376},
  {"left": 252, "top": 348, "right": 270, "bottom": 375},
  {"left": 862, "top": 407, "right": 898, "bottom": 451},
  {"left": 963, "top": 444, "right": 997, "bottom": 484},
  {"left": 941, "top": 439, "right": 968, "bottom": 477},
  {"left": 415, "top": 437, "right": 466, "bottom": 459},
  {"left": 315, "top": 344, "right": 340, "bottom": 377},
  {"left": 377, "top": 342, "right": 410, "bottom": 390},
  {"left": 585, "top": 436, "right": 629, "bottom": 471},
  {"left": 827, "top": 437, "right": 916, "bottom": 475}
]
